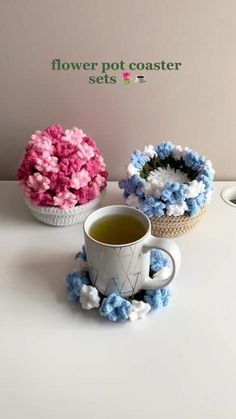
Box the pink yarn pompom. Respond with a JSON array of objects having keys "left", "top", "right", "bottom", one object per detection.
[{"left": 17, "top": 124, "right": 108, "bottom": 208}]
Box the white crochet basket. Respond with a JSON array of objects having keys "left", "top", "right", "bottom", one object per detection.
[{"left": 25, "top": 194, "right": 103, "bottom": 226}]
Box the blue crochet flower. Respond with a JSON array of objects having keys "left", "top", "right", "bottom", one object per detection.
[
  {"left": 161, "top": 182, "right": 187, "bottom": 204},
  {"left": 186, "top": 199, "right": 200, "bottom": 217},
  {"left": 118, "top": 179, "right": 126, "bottom": 189},
  {"left": 200, "top": 168, "right": 214, "bottom": 181},
  {"left": 160, "top": 288, "right": 171, "bottom": 307},
  {"left": 66, "top": 271, "right": 90, "bottom": 302},
  {"left": 131, "top": 150, "right": 149, "bottom": 170},
  {"left": 75, "top": 245, "right": 87, "bottom": 261},
  {"left": 119, "top": 178, "right": 137, "bottom": 196},
  {"left": 184, "top": 150, "right": 205, "bottom": 171},
  {"left": 186, "top": 193, "right": 207, "bottom": 217},
  {"left": 196, "top": 174, "right": 213, "bottom": 193},
  {"left": 131, "top": 175, "right": 145, "bottom": 197},
  {"left": 150, "top": 250, "right": 170, "bottom": 272},
  {"left": 99, "top": 294, "right": 131, "bottom": 322},
  {"left": 155, "top": 141, "right": 173, "bottom": 160},
  {"left": 140, "top": 197, "right": 166, "bottom": 217},
  {"left": 119, "top": 176, "right": 145, "bottom": 199},
  {"left": 144, "top": 288, "right": 171, "bottom": 310}
]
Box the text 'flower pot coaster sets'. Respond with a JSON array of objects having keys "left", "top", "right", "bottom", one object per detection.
[
  {"left": 17, "top": 125, "right": 108, "bottom": 226},
  {"left": 119, "top": 142, "right": 215, "bottom": 237}
]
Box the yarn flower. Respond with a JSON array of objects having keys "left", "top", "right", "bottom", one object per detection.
[
  {"left": 99, "top": 294, "right": 131, "bottom": 322},
  {"left": 79, "top": 285, "right": 100, "bottom": 309},
  {"left": 143, "top": 145, "right": 157, "bottom": 158},
  {"left": 186, "top": 180, "right": 205, "bottom": 199},
  {"left": 186, "top": 193, "right": 207, "bottom": 217},
  {"left": 75, "top": 245, "right": 88, "bottom": 271},
  {"left": 171, "top": 145, "right": 184, "bottom": 160},
  {"left": 129, "top": 300, "right": 151, "bottom": 321},
  {"left": 150, "top": 250, "right": 170, "bottom": 273},
  {"left": 140, "top": 197, "right": 166, "bottom": 217},
  {"left": 144, "top": 288, "right": 171, "bottom": 310},
  {"left": 75, "top": 245, "right": 87, "bottom": 261},
  {"left": 66, "top": 271, "right": 90, "bottom": 302},
  {"left": 131, "top": 150, "right": 149, "bottom": 170},
  {"left": 17, "top": 124, "right": 108, "bottom": 208},
  {"left": 27, "top": 173, "right": 50, "bottom": 192},
  {"left": 156, "top": 141, "right": 173, "bottom": 160},
  {"left": 166, "top": 201, "right": 188, "bottom": 216},
  {"left": 161, "top": 182, "right": 187, "bottom": 205},
  {"left": 183, "top": 149, "right": 205, "bottom": 171}
]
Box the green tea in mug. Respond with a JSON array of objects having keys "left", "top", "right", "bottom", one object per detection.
[{"left": 89, "top": 214, "right": 146, "bottom": 245}]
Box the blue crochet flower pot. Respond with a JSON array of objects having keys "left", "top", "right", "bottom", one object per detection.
[{"left": 119, "top": 142, "right": 214, "bottom": 237}]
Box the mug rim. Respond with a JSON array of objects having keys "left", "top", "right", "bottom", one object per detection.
[{"left": 83, "top": 204, "right": 151, "bottom": 248}]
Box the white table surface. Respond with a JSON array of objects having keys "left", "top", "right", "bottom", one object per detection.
[{"left": 1, "top": 181, "right": 236, "bottom": 419}]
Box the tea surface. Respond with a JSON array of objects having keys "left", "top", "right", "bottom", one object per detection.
[{"left": 89, "top": 214, "right": 146, "bottom": 245}]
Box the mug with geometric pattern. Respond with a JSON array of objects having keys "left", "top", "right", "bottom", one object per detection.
[{"left": 84, "top": 205, "right": 181, "bottom": 297}]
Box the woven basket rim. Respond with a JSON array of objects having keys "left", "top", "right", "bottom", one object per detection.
[
  {"left": 150, "top": 205, "right": 207, "bottom": 222},
  {"left": 150, "top": 205, "right": 207, "bottom": 237},
  {"left": 25, "top": 192, "right": 103, "bottom": 215}
]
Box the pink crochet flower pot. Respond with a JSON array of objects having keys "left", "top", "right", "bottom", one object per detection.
[{"left": 17, "top": 124, "right": 108, "bottom": 225}]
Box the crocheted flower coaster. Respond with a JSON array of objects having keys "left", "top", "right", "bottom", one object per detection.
[{"left": 65, "top": 246, "right": 172, "bottom": 323}]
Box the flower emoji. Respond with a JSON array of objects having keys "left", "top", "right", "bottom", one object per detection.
[{"left": 122, "top": 71, "right": 132, "bottom": 85}]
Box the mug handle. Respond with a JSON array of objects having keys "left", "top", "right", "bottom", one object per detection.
[{"left": 142, "top": 236, "right": 181, "bottom": 290}]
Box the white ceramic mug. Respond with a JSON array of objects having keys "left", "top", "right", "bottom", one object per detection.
[{"left": 83, "top": 205, "right": 181, "bottom": 297}]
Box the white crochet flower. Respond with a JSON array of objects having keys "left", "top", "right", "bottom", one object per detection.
[
  {"left": 126, "top": 193, "right": 141, "bottom": 208},
  {"left": 157, "top": 266, "right": 172, "bottom": 280},
  {"left": 206, "top": 189, "right": 213, "bottom": 204},
  {"left": 205, "top": 160, "right": 215, "bottom": 176},
  {"left": 126, "top": 163, "right": 139, "bottom": 178},
  {"left": 129, "top": 300, "right": 151, "bottom": 321},
  {"left": 172, "top": 145, "right": 183, "bottom": 160},
  {"left": 186, "top": 180, "right": 205, "bottom": 199},
  {"left": 143, "top": 145, "right": 157, "bottom": 158},
  {"left": 142, "top": 179, "right": 164, "bottom": 199},
  {"left": 79, "top": 285, "right": 100, "bottom": 310},
  {"left": 166, "top": 201, "right": 188, "bottom": 216},
  {"left": 77, "top": 258, "right": 89, "bottom": 272},
  {"left": 142, "top": 166, "right": 189, "bottom": 200},
  {"left": 147, "top": 166, "right": 189, "bottom": 186}
]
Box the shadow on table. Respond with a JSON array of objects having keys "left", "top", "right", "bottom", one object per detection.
[{"left": 12, "top": 251, "right": 107, "bottom": 324}]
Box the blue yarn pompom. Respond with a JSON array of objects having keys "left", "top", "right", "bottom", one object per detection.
[
  {"left": 160, "top": 288, "right": 171, "bottom": 307},
  {"left": 150, "top": 250, "right": 170, "bottom": 272},
  {"left": 140, "top": 197, "right": 166, "bottom": 217},
  {"left": 161, "top": 182, "right": 187, "bottom": 205},
  {"left": 119, "top": 176, "right": 145, "bottom": 199},
  {"left": 75, "top": 245, "right": 87, "bottom": 261},
  {"left": 66, "top": 271, "right": 90, "bottom": 302},
  {"left": 156, "top": 141, "right": 173, "bottom": 160},
  {"left": 183, "top": 150, "right": 205, "bottom": 171},
  {"left": 131, "top": 150, "right": 149, "bottom": 169},
  {"left": 144, "top": 288, "right": 171, "bottom": 310},
  {"left": 99, "top": 294, "right": 131, "bottom": 322},
  {"left": 196, "top": 174, "right": 212, "bottom": 193},
  {"left": 186, "top": 192, "right": 207, "bottom": 216}
]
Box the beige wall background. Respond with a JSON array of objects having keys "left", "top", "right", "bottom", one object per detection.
[{"left": 0, "top": 0, "right": 236, "bottom": 180}]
